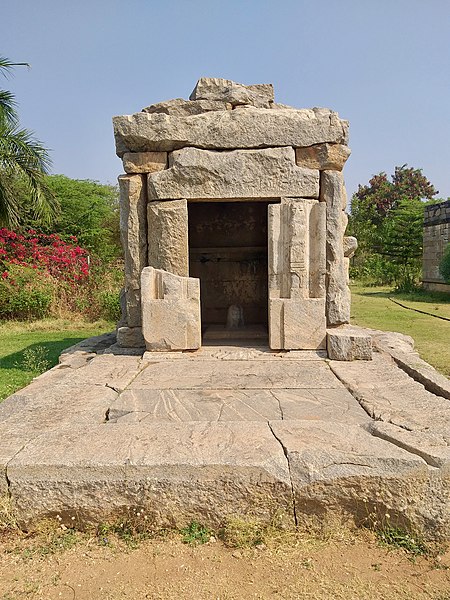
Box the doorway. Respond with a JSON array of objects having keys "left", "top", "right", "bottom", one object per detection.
[{"left": 188, "top": 201, "right": 269, "bottom": 342}]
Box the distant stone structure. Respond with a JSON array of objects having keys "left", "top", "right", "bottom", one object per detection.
[
  {"left": 423, "top": 199, "right": 450, "bottom": 292},
  {"left": 113, "top": 78, "right": 369, "bottom": 359}
]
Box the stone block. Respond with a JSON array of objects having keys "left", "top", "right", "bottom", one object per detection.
[
  {"left": 118, "top": 174, "right": 147, "bottom": 291},
  {"left": 142, "top": 98, "right": 231, "bottom": 116},
  {"left": 269, "top": 421, "right": 449, "bottom": 538},
  {"left": 7, "top": 422, "right": 294, "bottom": 528},
  {"left": 327, "top": 327, "right": 372, "bottom": 361},
  {"left": 147, "top": 199, "right": 189, "bottom": 277},
  {"left": 123, "top": 151, "right": 167, "bottom": 174},
  {"left": 269, "top": 298, "right": 326, "bottom": 350},
  {"left": 320, "top": 171, "right": 351, "bottom": 325},
  {"left": 147, "top": 147, "right": 319, "bottom": 200},
  {"left": 141, "top": 267, "right": 201, "bottom": 351},
  {"left": 268, "top": 199, "right": 326, "bottom": 300},
  {"left": 116, "top": 326, "right": 145, "bottom": 348},
  {"left": 113, "top": 107, "right": 349, "bottom": 155},
  {"left": 329, "top": 353, "right": 450, "bottom": 437},
  {"left": 295, "top": 143, "right": 351, "bottom": 171},
  {"left": 189, "top": 77, "right": 274, "bottom": 108}
]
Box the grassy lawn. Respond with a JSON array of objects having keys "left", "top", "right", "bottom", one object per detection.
[
  {"left": 0, "top": 319, "right": 114, "bottom": 402},
  {"left": 350, "top": 284, "right": 450, "bottom": 377}
]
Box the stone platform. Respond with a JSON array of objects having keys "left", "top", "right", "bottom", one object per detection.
[{"left": 1, "top": 331, "right": 449, "bottom": 539}]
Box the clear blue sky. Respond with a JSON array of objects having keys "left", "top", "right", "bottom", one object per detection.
[{"left": 2, "top": 0, "right": 450, "bottom": 201}]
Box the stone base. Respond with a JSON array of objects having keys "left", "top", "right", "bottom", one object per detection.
[
  {"left": 116, "top": 326, "right": 145, "bottom": 348},
  {"left": 269, "top": 298, "right": 326, "bottom": 350},
  {"left": 327, "top": 327, "right": 372, "bottom": 361}
]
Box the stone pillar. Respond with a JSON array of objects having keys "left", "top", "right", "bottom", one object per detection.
[
  {"left": 118, "top": 174, "right": 148, "bottom": 332},
  {"left": 147, "top": 199, "right": 189, "bottom": 277},
  {"left": 320, "top": 171, "right": 351, "bottom": 326},
  {"left": 268, "top": 198, "right": 326, "bottom": 350}
]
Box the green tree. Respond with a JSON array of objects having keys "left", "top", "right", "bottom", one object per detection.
[
  {"left": 382, "top": 198, "right": 424, "bottom": 291},
  {"left": 44, "top": 175, "right": 120, "bottom": 261},
  {"left": 0, "top": 55, "right": 57, "bottom": 226},
  {"left": 348, "top": 165, "right": 439, "bottom": 288}
]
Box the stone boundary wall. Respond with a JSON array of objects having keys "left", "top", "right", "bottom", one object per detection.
[{"left": 423, "top": 199, "right": 450, "bottom": 291}]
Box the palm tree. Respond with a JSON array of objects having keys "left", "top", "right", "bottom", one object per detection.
[{"left": 0, "top": 56, "right": 57, "bottom": 226}]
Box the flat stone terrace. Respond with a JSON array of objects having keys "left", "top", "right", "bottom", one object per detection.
[{"left": 1, "top": 332, "right": 449, "bottom": 539}]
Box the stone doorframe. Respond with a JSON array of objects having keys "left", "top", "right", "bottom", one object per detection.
[{"left": 118, "top": 182, "right": 353, "bottom": 352}]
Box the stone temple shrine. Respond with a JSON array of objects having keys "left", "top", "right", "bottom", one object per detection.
[{"left": 113, "top": 78, "right": 367, "bottom": 359}]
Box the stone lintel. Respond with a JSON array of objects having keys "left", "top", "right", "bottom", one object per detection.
[
  {"left": 113, "top": 107, "right": 349, "bottom": 156},
  {"left": 148, "top": 147, "right": 319, "bottom": 201}
]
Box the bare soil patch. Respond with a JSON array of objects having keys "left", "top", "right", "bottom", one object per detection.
[{"left": 0, "top": 529, "right": 449, "bottom": 600}]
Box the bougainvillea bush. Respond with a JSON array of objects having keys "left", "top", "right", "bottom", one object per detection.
[{"left": 0, "top": 228, "right": 121, "bottom": 320}]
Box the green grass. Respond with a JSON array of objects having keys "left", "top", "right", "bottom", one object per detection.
[
  {"left": 0, "top": 318, "right": 114, "bottom": 401},
  {"left": 350, "top": 284, "right": 450, "bottom": 376}
]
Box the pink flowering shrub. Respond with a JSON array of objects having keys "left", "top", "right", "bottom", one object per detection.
[
  {"left": 0, "top": 228, "right": 89, "bottom": 283},
  {"left": 0, "top": 228, "right": 121, "bottom": 321}
]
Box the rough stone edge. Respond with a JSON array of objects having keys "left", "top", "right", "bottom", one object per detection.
[
  {"left": 6, "top": 422, "right": 295, "bottom": 530},
  {"left": 369, "top": 329, "right": 450, "bottom": 400}
]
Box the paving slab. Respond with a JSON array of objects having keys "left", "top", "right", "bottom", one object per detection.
[
  {"left": 131, "top": 359, "right": 340, "bottom": 390},
  {"left": 330, "top": 353, "right": 450, "bottom": 435},
  {"left": 7, "top": 422, "right": 294, "bottom": 528},
  {"left": 0, "top": 385, "right": 116, "bottom": 431},
  {"left": 109, "top": 387, "right": 368, "bottom": 424}
]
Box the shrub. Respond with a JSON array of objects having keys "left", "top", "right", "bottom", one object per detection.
[
  {"left": 0, "top": 264, "right": 53, "bottom": 319},
  {"left": 98, "top": 290, "right": 122, "bottom": 322},
  {"left": 0, "top": 228, "right": 89, "bottom": 283},
  {"left": 0, "top": 228, "right": 123, "bottom": 322},
  {"left": 439, "top": 243, "right": 450, "bottom": 283}
]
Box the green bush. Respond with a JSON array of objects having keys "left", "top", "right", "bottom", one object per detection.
[
  {"left": 439, "top": 243, "right": 450, "bottom": 283},
  {"left": 0, "top": 265, "right": 53, "bottom": 320},
  {"left": 98, "top": 290, "right": 122, "bottom": 322}
]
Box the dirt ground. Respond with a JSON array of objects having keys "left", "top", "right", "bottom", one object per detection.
[{"left": 0, "top": 527, "right": 449, "bottom": 600}]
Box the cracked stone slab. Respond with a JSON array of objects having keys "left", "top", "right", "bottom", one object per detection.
[
  {"left": 273, "top": 388, "right": 369, "bottom": 423},
  {"left": 367, "top": 421, "right": 450, "bottom": 473},
  {"left": 330, "top": 353, "right": 450, "bottom": 435},
  {"left": 130, "top": 360, "right": 340, "bottom": 390},
  {"left": 269, "top": 420, "right": 449, "bottom": 538},
  {"left": 60, "top": 354, "right": 144, "bottom": 392},
  {"left": 0, "top": 385, "right": 117, "bottom": 431},
  {"left": 7, "top": 422, "right": 294, "bottom": 528},
  {"left": 108, "top": 386, "right": 366, "bottom": 424},
  {"left": 109, "top": 389, "right": 282, "bottom": 423}
]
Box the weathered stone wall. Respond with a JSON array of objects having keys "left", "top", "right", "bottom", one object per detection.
[
  {"left": 423, "top": 199, "right": 450, "bottom": 292},
  {"left": 114, "top": 77, "right": 359, "bottom": 355}
]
